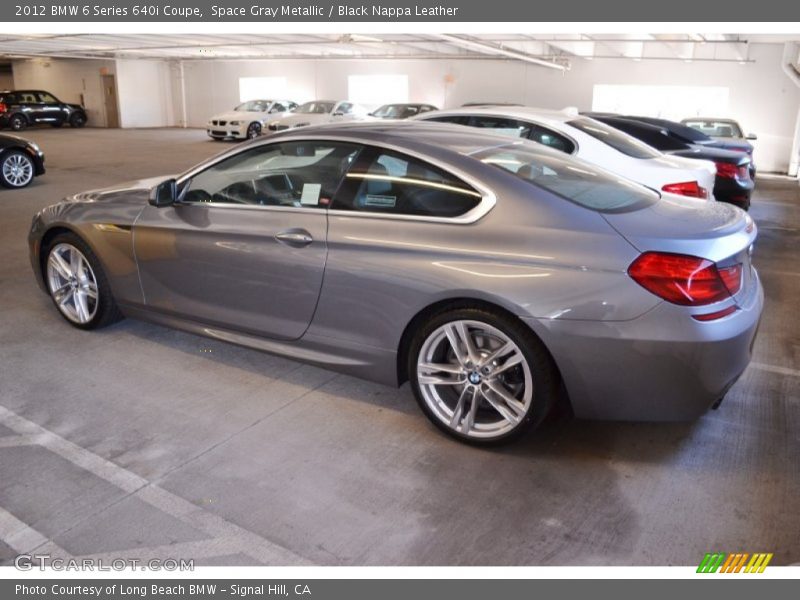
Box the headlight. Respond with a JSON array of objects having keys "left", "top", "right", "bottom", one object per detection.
[{"left": 229, "top": 121, "right": 240, "bottom": 126}]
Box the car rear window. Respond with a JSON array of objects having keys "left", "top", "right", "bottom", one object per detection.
[
  {"left": 567, "top": 117, "right": 662, "bottom": 159},
  {"left": 682, "top": 119, "right": 743, "bottom": 138},
  {"left": 473, "top": 144, "right": 659, "bottom": 212}
]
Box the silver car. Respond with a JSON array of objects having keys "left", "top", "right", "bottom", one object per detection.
[{"left": 28, "top": 122, "right": 763, "bottom": 444}]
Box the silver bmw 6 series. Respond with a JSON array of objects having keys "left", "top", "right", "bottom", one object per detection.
[{"left": 29, "top": 122, "right": 763, "bottom": 444}]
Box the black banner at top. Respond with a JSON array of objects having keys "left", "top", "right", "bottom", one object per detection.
[{"left": 1, "top": 0, "right": 799, "bottom": 22}]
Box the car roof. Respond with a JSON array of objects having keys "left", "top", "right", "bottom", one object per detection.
[
  {"left": 681, "top": 117, "right": 740, "bottom": 123},
  {"left": 263, "top": 120, "right": 536, "bottom": 156}
]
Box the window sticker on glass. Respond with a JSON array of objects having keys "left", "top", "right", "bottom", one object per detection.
[
  {"left": 364, "top": 195, "right": 397, "bottom": 208},
  {"left": 300, "top": 183, "right": 322, "bottom": 205}
]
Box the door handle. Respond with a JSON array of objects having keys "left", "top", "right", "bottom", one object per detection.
[{"left": 275, "top": 229, "right": 313, "bottom": 247}]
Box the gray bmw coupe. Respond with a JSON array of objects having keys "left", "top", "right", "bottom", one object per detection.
[{"left": 29, "top": 122, "right": 763, "bottom": 444}]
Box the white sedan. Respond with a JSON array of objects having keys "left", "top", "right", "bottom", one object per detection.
[
  {"left": 267, "top": 100, "right": 367, "bottom": 132},
  {"left": 416, "top": 106, "right": 717, "bottom": 201},
  {"left": 207, "top": 99, "right": 298, "bottom": 140}
]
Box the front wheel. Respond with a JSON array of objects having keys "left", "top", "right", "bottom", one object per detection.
[
  {"left": 0, "top": 151, "right": 35, "bottom": 188},
  {"left": 409, "top": 308, "right": 558, "bottom": 445},
  {"left": 44, "top": 233, "right": 122, "bottom": 329},
  {"left": 246, "top": 122, "right": 262, "bottom": 139}
]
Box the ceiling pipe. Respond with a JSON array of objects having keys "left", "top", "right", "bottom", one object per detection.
[
  {"left": 433, "top": 34, "right": 568, "bottom": 71},
  {"left": 781, "top": 42, "right": 800, "bottom": 177}
]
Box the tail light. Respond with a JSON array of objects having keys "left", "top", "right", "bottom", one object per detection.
[
  {"left": 661, "top": 181, "right": 708, "bottom": 199},
  {"left": 0, "top": 103, "right": 6, "bottom": 114},
  {"left": 628, "top": 252, "right": 742, "bottom": 306},
  {"left": 716, "top": 162, "right": 750, "bottom": 180}
]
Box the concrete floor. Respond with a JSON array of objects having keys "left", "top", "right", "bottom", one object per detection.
[{"left": 0, "top": 127, "right": 798, "bottom": 567}]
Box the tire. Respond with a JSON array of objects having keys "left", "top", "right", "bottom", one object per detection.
[
  {"left": 8, "top": 114, "right": 26, "bottom": 131},
  {"left": 0, "top": 150, "right": 35, "bottom": 188},
  {"left": 43, "top": 232, "right": 123, "bottom": 330},
  {"left": 69, "top": 112, "right": 87, "bottom": 128},
  {"left": 246, "top": 122, "right": 262, "bottom": 140},
  {"left": 408, "top": 307, "right": 558, "bottom": 445}
]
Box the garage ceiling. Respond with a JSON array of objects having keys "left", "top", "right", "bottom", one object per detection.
[{"left": 0, "top": 33, "right": 798, "bottom": 68}]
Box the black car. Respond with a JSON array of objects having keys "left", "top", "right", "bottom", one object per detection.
[
  {"left": 369, "top": 103, "right": 439, "bottom": 119},
  {"left": 0, "top": 90, "right": 88, "bottom": 131},
  {"left": 585, "top": 114, "right": 754, "bottom": 211},
  {"left": 0, "top": 133, "right": 45, "bottom": 188},
  {"left": 619, "top": 115, "right": 756, "bottom": 177}
]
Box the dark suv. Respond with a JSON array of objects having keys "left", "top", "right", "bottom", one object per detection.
[{"left": 0, "top": 90, "right": 87, "bottom": 131}]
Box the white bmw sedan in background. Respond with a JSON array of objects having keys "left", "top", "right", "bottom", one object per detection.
[
  {"left": 207, "top": 99, "right": 298, "bottom": 141},
  {"left": 417, "top": 106, "right": 717, "bottom": 201}
]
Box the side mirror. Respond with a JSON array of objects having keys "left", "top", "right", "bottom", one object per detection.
[
  {"left": 149, "top": 178, "right": 177, "bottom": 207},
  {"left": 746, "top": 133, "right": 757, "bottom": 141}
]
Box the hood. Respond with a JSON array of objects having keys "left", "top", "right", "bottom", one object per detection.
[
  {"left": 208, "top": 110, "right": 284, "bottom": 123},
  {"left": 603, "top": 192, "right": 755, "bottom": 263},
  {"left": 72, "top": 175, "right": 174, "bottom": 203},
  {"left": 66, "top": 103, "right": 84, "bottom": 110}
]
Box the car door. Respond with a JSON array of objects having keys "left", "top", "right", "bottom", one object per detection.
[
  {"left": 133, "top": 139, "right": 363, "bottom": 340},
  {"left": 36, "top": 92, "right": 66, "bottom": 124},
  {"left": 18, "top": 92, "right": 45, "bottom": 123}
]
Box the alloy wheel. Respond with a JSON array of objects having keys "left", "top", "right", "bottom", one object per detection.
[
  {"left": 247, "top": 123, "right": 261, "bottom": 139},
  {"left": 46, "top": 243, "right": 99, "bottom": 324},
  {"left": 2, "top": 153, "right": 34, "bottom": 187},
  {"left": 416, "top": 319, "right": 533, "bottom": 439}
]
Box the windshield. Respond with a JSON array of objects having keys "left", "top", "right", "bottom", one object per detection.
[
  {"left": 683, "top": 119, "right": 743, "bottom": 138},
  {"left": 474, "top": 144, "right": 659, "bottom": 212},
  {"left": 567, "top": 118, "right": 662, "bottom": 159},
  {"left": 295, "top": 102, "right": 335, "bottom": 114},
  {"left": 235, "top": 100, "right": 271, "bottom": 112},
  {"left": 372, "top": 104, "right": 419, "bottom": 119}
]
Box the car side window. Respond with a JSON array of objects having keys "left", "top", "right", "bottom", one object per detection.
[
  {"left": 337, "top": 103, "right": 353, "bottom": 115},
  {"left": 271, "top": 102, "right": 286, "bottom": 113},
  {"left": 38, "top": 92, "right": 58, "bottom": 104},
  {"left": 529, "top": 125, "right": 576, "bottom": 154},
  {"left": 19, "top": 92, "right": 38, "bottom": 103},
  {"left": 332, "top": 148, "right": 482, "bottom": 218},
  {"left": 467, "top": 115, "right": 532, "bottom": 139},
  {"left": 424, "top": 115, "right": 470, "bottom": 126},
  {"left": 181, "top": 141, "right": 362, "bottom": 208}
]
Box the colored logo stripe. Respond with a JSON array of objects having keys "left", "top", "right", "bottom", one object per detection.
[{"left": 697, "top": 552, "right": 773, "bottom": 573}]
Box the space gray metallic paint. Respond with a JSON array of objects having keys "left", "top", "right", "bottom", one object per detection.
[{"left": 29, "top": 122, "right": 763, "bottom": 422}]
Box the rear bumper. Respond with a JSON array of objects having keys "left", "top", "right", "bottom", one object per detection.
[
  {"left": 523, "top": 269, "right": 764, "bottom": 421},
  {"left": 714, "top": 176, "right": 754, "bottom": 210}
]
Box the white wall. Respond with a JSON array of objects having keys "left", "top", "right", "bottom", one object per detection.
[
  {"left": 11, "top": 58, "right": 116, "bottom": 127},
  {"left": 115, "top": 59, "right": 176, "bottom": 128},
  {"left": 179, "top": 43, "right": 800, "bottom": 172}
]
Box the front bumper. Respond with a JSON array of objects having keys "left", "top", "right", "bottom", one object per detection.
[
  {"left": 523, "top": 269, "right": 764, "bottom": 421},
  {"left": 206, "top": 123, "right": 246, "bottom": 139}
]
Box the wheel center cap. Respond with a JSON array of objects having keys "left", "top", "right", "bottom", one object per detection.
[{"left": 468, "top": 371, "right": 482, "bottom": 385}]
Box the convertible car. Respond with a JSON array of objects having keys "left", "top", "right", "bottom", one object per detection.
[{"left": 29, "top": 122, "right": 763, "bottom": 444}]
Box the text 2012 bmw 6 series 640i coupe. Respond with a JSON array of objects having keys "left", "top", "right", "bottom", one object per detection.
[{"left": 28, "top": 122, "right": 763, "bottom": 444}]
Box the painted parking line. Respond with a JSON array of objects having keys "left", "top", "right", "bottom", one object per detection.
[
  {"left": 0, "top": 506, "right": 69, "bottom": 558},
  {"left": 0, "top": 405, "right": 314, "bottom": 565},
  {"left": 749, "top": 362, "right": 800, "bottom": 378}
]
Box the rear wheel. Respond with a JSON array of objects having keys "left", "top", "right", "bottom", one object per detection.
[
  {"left": 409, "top": 307, "right": 558, "bottom": 444},
  {"left": 0, "top": 151, "right": 35, "bottom": 188},
  {"left": 8, "top": 114, "right": 26, "bottom": 131},
  {"left": 44, "top": 233, "right": 122, "bottom": 330},
  {"left": 69, "top": 113, "right": 87, "bottom": 128}
]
